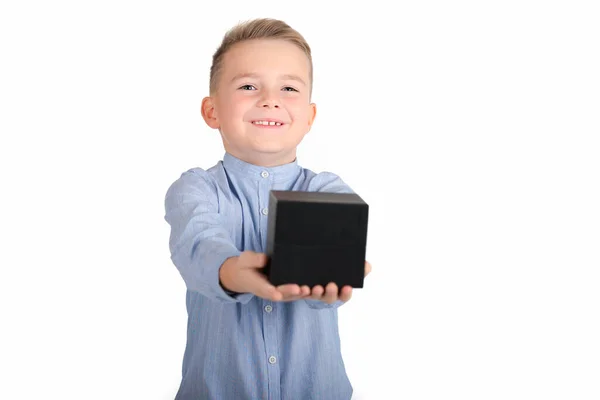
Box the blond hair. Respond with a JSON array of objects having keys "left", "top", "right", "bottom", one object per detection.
[{"left": 209, "top": 18, "right": 313, "bottom": 95}]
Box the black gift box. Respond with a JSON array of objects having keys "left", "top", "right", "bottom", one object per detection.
[{"left": 264, "top": 190, "right": 369, "bottom": 288}]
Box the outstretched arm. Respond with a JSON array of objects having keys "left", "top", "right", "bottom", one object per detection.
[
  {"left": 164, "top": 170, "right": 254, "bottom": 304},
  {"left": 165, "top": 169, "right": 314, "bottom": 304}
]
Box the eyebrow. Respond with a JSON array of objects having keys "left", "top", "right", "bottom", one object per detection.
[{"left": 231, "top": 73, "right": 307, "bottom": 86}]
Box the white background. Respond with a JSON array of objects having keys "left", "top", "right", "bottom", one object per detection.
[{"left": 1, "top": 0, "right": 599, "bottom": 399}]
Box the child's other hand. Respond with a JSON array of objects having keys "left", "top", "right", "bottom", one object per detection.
[
  {"left": 308, "top": 260, "right": 372, "bottom": 304},
  {"left": 365, "top": 260, "right": 372, "bottom": 277}
]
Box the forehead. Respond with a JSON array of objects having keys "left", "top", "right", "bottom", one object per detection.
[{"left": 221, "top": 39, "right": 311, "bottom": 80}]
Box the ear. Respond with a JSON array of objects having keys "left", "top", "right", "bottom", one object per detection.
[
  {"left": 306, "top": 103, "right": 317, "bottom": 133},
  {"left": 201, "top": 96, "right": 220, "bottom": 129}
]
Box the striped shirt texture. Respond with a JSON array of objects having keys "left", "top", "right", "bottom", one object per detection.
[{"left": 164, "top": 152, "right": 355, "bottom": 400}]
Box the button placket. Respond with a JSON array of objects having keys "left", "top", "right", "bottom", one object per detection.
[{"left": 259, "top": 171, "right": 270, "bottom": 217}]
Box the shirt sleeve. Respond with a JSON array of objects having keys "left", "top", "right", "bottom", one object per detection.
[
  {"left": 304, "top": 171, "right": 357, "bottom": 310},
  {"left": 164, "top": 169, "right": 253, "bottom": 304}
]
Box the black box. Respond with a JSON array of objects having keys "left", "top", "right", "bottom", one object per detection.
[{"left": 264, "top": 190, "right": 369, "bottom": 288}]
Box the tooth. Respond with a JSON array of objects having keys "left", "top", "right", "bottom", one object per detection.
[{"left": 268, "top": 121, "right": 274, "bottom": 126}]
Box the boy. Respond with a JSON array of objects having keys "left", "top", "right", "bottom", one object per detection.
[{"left": 164, "top": 18, "right": 371, "bottom": 400}]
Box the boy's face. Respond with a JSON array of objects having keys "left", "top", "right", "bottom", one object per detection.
[{"left": 201, "top": 39, "right": 316, "bottom": 167}]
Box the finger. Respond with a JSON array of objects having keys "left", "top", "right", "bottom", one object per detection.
[
  {"left": 277, "top": 284, "right": 301, "bottom": 298},
  {"left": 279, "top": 284, "right": 313, "bottom": 302},
  {"left": 339, "top": 285, "right": 353, "bottom": 302},
  {"left": 283, "top": 285, "right": 311, "bottom": 302},
  {"left": 280, "top": 294, "right": 305, "bottom": 302},
  {"left": 365, "top": 261, "right": 372, "bottom": 277},
  {"left": 324, "top": 282, "right": 338, "bottom": 304},
  {"left": 310, "top": 285, "right": 325, "bottom": 299},
  {"left": 300, "top": 285, "right": 311, "bottom": 297}
]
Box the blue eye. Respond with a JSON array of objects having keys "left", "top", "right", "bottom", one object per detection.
[
  {"left": 282, "top": 87, "right": 298, "bottom": 92},
  {"left": 239, "top": 85, "right": 256, "bottom": 90}
]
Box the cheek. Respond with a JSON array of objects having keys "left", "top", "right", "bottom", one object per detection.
[
  {"left": 219, "top": 96, "right": 251, "bottom": 121},
  {"left": 283, "top": 98, "right": 309, "bottom": 120}
]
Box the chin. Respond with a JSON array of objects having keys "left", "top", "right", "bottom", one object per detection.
[{"left": 252, "top": 145, "right": 289, "bottom": 155}]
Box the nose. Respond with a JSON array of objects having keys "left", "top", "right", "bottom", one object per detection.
[
  {"left": 258, "top": 90, "right": 280, "bottom": 109},
  {"left": 261, "top": 101, "right": 279, "bottom": 109}
]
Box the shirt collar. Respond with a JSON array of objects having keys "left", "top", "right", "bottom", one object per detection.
[{"left": 221, "top": 152, "right": 302, "bottom": 183}]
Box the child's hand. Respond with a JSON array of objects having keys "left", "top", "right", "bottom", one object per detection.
[
  {"left": 308, "top": 261, "right": 372, "bottom": 304},
  {"left": 220, "top": 255, "right": 371, "bottom": 303},
  {"left": 219, "top": 251, "right": 311, "bottom": 302}
]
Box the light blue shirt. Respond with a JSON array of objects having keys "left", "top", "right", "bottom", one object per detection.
[{"left": 164, "top": 152, "right": 355, "bottom": 400}]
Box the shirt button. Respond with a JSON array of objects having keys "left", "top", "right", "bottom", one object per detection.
[
  {"left": 261, "top": 171, "right": 269, "bottom": 178},
  {"left": 268, "top": 356, "right": 277, "bottom": 364},
  {"left": 261, "top": 208, "right": 268, "bottom": 216},
  {"left": 264, "top": 305, "right": 273, "bottom": 313}
]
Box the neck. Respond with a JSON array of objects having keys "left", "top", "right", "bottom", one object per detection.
[{"left": 226, "top": 149, "right": 297, "bottom": 167}]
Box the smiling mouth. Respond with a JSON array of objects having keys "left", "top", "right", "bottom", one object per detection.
[{"left": 251, "top": 120, "right": 285, "bottom": 126}]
